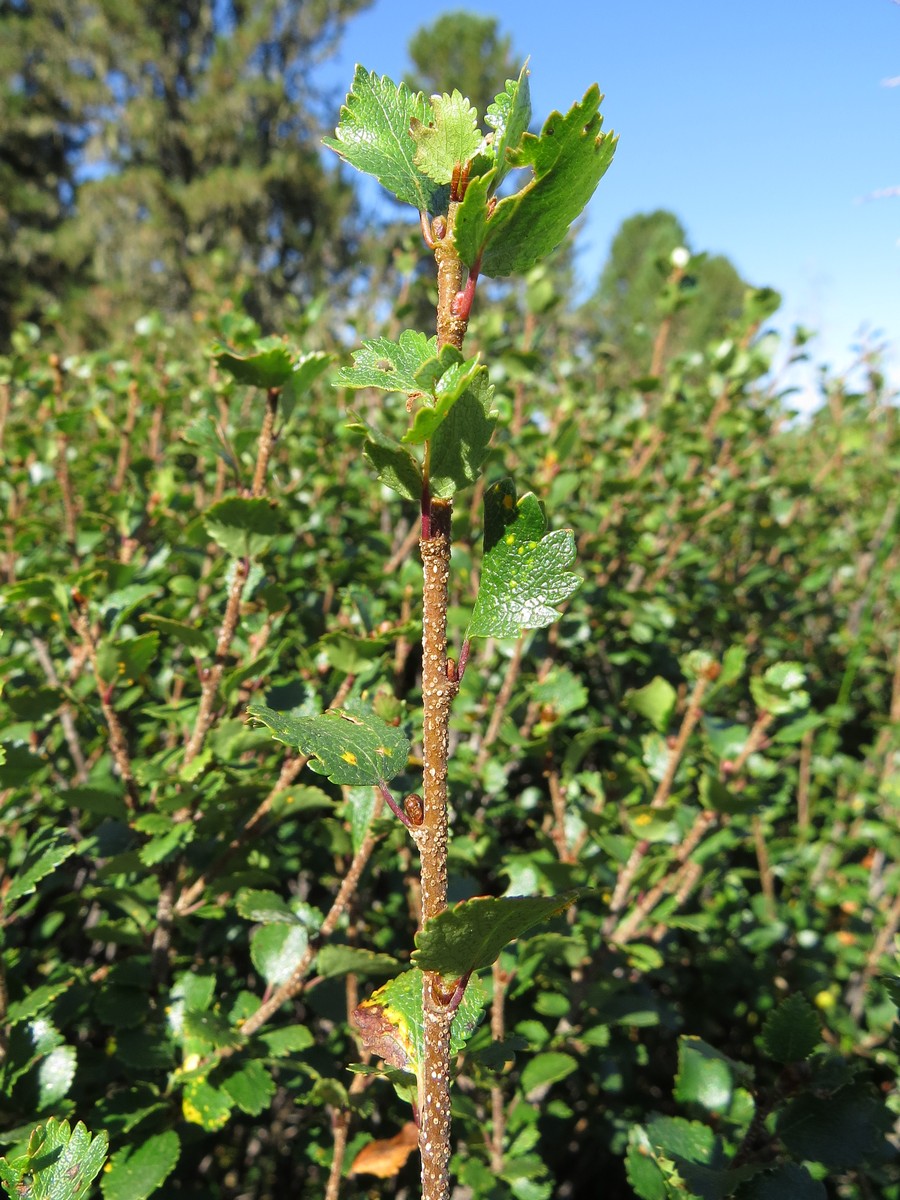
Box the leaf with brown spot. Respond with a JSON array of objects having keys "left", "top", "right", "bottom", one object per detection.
[{"left": 349, "top": 1122, "right": 419, "bottom": 1178}]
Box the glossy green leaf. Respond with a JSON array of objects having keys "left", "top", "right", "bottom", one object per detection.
[
  {"left": 777, "top": 1082, "right": 890, "bottom": 1167},
  {"left": 428, "top": 369, "right": 497, "bottom": 498},
  {"left": 4, "top": 980, "right": 74, "bottom": 1026},
  {"left": 750, "top": 661, "right": 809, "bottom": 715},
  {"left": 140, "top": 615, "right": 211, "bottom": 653},
  {"left": 625, "top": 676, "right": 677, "bottom": 732},
  {"left": 520, "top": 1051, "right": 577, "bottom": 1095},
  {"left": 235, "top": 888, "right": 302, "bottom": 925},
  {"left": 484, "top": 66, "right": 532, "bottom": 189},
  {"left": 182, "top": 414, "right": 236, "bottom": 470},
  {"left": 4, "top": 832, "right": 76, "bottom": 909},
  {"left": 281, "top": 351, "right": 333, "bottom": 401},
  {"left": 467, "top": 480, "right": 580, "bottom": 638},
  {"left": 762, "top": 994, "right": 821, "bottom": 1064},
  {"left": 673, "top": 1037, "right": 742, "bottom": 1114},
  {"left": 402, "top": 358, "right": 485, "bottom": 444},
  {"left": 348, "top": 417, "right": 423, "bottom": 501},
  {"left": 411, "top": 892, "right": 582, "bottom": 978},
  {"left": 214, "top": 342, "right": 294, "bottom": 388},
  {"left": 336, "top": 330, "right": 437, "bottom": 393},
  {"left": 737, "top": 1164, "right": 827, "bottom": 1199},
  {"left": 323, "top": 67, "right": 446, "bottom": 212},
  {"left": 455, "top": 84, "right": 616, "bottom": 276},
  {"left": 255, "top": 1025, "right": 314, "bottom": 1057},
  {"left": 250, "top": 924, "right": 308, "bottom": 987},
  {"left": 37, "top": 1045, "right": 77, "bottom": 1109},
  {"left": 410, "top": 90, "right": 482, "bottom": 184},
  {"left": 101, "top": 1130, "right": 180, "bottom": 1200},
  {"left": 316, "top": 944, "right": 400, "bottom": 981},
  {"left": 247, "top": 698, "right": 410, "bottom": 786},
  {"left": 1, "top": 1119, "right": 108, "bottom": 1200},
  {"left": 221, "top": 1059, "right": 276, "bottom": 1116},
  {"left": 203, "top": 497, "right": 283, "bottom": 559}
]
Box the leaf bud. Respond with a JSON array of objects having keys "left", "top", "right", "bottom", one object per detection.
[{"left": 404, "top": 793, "right": 424, "bottom": 826}]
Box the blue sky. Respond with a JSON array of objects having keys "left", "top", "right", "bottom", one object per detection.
[{"left": 319, "top": 0, "right": 900, "bottom": 399}]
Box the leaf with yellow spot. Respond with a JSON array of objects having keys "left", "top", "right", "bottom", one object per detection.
[
  {"left": 467, "top": 478, "right": 581, "bottom": 639},
  {"left": 247, "top": 697, "right": 409, "bottom": 786},
  {"left": 353, "top": 970, "right": 487, "bottom": 1076}
]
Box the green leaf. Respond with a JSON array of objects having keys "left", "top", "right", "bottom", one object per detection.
[
  {"left": 181, "top": 1077, "right": 232, "bottom": 1131},
  {"left": 353, "top": 970, "right": 486, "bottom": 1073},
  {"left": 323, "top": 67, "right": 447, "bottom": 212},
  {"left": 455, "top": 84, "right": 616, "bottom": 276},
  {"left": 247, "top": 698, "right": 410, "bottom": 786},
  {"left": 336, "top": 330, "right": 438, "bottom": 393},
  {"left": 5, "top": 981, "right": 73, "bottom": 1027},
  {"left": 485, "top": 66, "right": 532, "bottom": 189},
  {"left": 316, "top": 945, "right": 400, "bottom": 981},
  {"left": 761, "top": 994, "right": 821, "bottom": 1064},
  {"left": 402, "top": 357, "right": 485, "bottom": 444},
  {"left": 736, "top": 1164, "right": 826, "bottom": 1200},
  {"left": 281, "top": 351, "right": 333, "bottom": 404},
  {"left": 204, "top": 497, "right": 283, "bottom": 559},
  {"left": 97, "top": 632, "right": 159, "bottom": 685},
  {"left": 410, "top": 90, "right": 482, "bottom": 184},
  {"left": 221, "top": 1059, "right": 276, "bottom": 1116},
  {"left": 750, "top": 662, "right": 809, "bottom": 716},
  {"left": 348, "top": 417, "right": 423, "bottom": 502},
  {"left": 411, "top": 892, "right": 582, "bottom": 978},
  {"left": 467, "top": 480, "right": 581, "bottom": 639},
  {"left": 255, "top": 1025, "right": 314, "bottom": 1057},
  {"left": 214, "top": 341, "right": 294, "bottom": 388},
  {"left": 1, "top": 1119, "right": 108, "bottom": 1200},
  {"left": 250, "top": 924, "right": 308, "bottom": 987},
  {"left": 3, "top": 832, "right": 76, "bottom": 909},
  {"left": 101, "top": 1130, "right": 180, "bottom": 1200},
  {"left": 520, "top": 1051, "right": 577, "bottom": 1095},
  {"left": 673, "top": 1037, "right": 743, "bottom": 1115},
  {"left": 182, "top": 414, "right": 236, "bottom": 470},
  {"left": 625, "top": 1126, "right": 667, "bottom": 1200},
  {"left": 140, "top": 615, "right": 211, "bottom": 653},
  {"left": 428, "top": 370, "right": 497, "bottom": 498},
  {"left": 181, "top": 1011, "right": 243, "bottom": 1051},
  {"left": 37, "top": 1045, "right": 77, "bottom": 1109},
  {"left": 777, "top": 1082, "right": 889, "bottom": 1168},
  {"left": 625, "top": 676, "right": 677, "bottom": 732},
  {"left": 235, "top": 888, "right": 302, "bottom": 925}
]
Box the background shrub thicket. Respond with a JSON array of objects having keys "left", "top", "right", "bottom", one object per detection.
[{"left": 0, "top": 267, "right": 897, "bottom": 1198}]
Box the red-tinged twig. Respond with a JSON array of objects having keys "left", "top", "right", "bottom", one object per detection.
[
  {"left": 174, "top": 673, "right": 356, "bottom": 916},
  {"left": 547, "top": 766, "right": 574, "bottom": 865},
  {"left": 251, "top": 387, "right": 280, "bottom": 498},
  {"left": 237, "top": 790, "right": 386, "bottom": 1042},
  {"left": 613, "top": 810, "right": 716, "bottom": 944},
  {"left": 603, "top": 669, "right": 714, "bottom": 936},
  {"left": 797, "top": 727, "right": 814, "bottom": 831},
  {"left": 112, "top": 377, "right": 140, "bottom": 493},
  {"left": 30, "top": 636, "right": 88, "bottom": 785},
  {"left": 183, "top": 556, "right": 249, "bottom": 765},
  {"left": 49, "top": 354, "right": 79, "bottom": 556},
  {"left": 475, "top": 634, "right": 526, "bottom": 771},
  {"left": 71, "top": 602, "right": 139, "bottom": 811},
  {"left": 489, "top": 958, "right": 508, "bottom": 1173}
]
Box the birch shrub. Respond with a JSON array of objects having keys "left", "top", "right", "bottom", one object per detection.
[{"left": 1, "top": 66, "right": 898, "bottom": 1200}]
